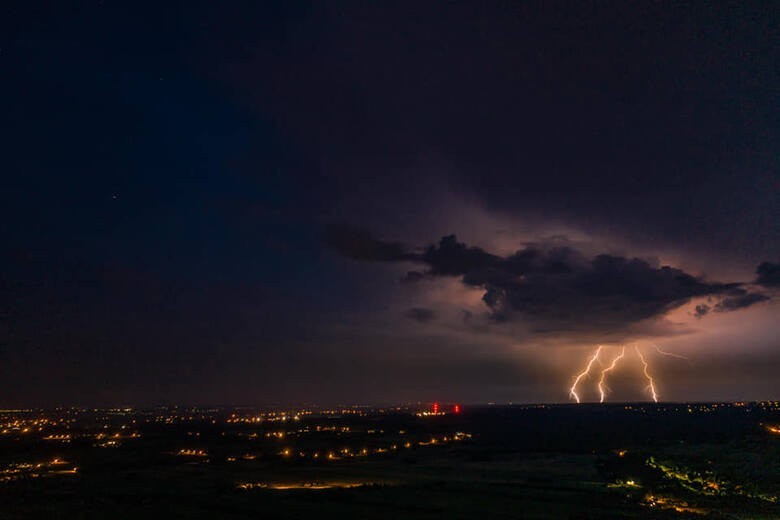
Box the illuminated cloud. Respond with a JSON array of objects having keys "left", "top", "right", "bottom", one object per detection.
[{"left": 328, "top": 229, "right": 771, "bottom": 334}]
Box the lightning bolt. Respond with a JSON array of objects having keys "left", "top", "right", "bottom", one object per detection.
[
  {"left": 635, "top": 346, "right": 658, "bottom": 403},
  {"left": 598, "top": 346, "right": 626, "bottom": 403},
  {"left": 652, "top": 344, "right": 689, "bottom": 361},
  {"left": 569, "top": 345, "right": 602, "bottom": 403}
]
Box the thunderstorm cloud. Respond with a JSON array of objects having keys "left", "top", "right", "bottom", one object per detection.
[
  {"left": 756, "top": 262, "right": 780, "bottom": 288},
  {"left": 713, "top": 291, "right": 771, "bottom": 312},
  {"left": 328, "top": 228, "right": 772, "bottom": 333},
  {"left": 404, "top": 307, "right": 436, "bottom": 323},
  {"left": 694, "top": 304, "right": 711, "bottom": 319}
]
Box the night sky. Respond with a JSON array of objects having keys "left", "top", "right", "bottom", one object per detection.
[{"left": 2, "top": 2, "right": 778, "bottom": 406}]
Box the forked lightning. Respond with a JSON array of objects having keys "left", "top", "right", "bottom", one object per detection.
[{"left": 569, "top": 343, "right": 684, "bottom": 402}]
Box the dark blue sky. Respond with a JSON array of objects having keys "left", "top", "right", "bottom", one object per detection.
[{"left": 1, "top": 2, "right": 778, "bottom": 405}]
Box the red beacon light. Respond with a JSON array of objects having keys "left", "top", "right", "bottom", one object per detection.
[
  {"left": 432, "top": 402, "right": 439, "bottom": 414},
  {"left": 453, "top": 404, "right": 461, "bottom": 414}
]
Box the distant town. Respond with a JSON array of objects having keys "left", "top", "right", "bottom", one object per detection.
[{"left": 1, "top": 401, "right": 779, "bottom": 517}]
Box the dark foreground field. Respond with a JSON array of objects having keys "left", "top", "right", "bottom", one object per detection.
[{"left": 1, "top": 403, "right": 779, "bottom": 519}]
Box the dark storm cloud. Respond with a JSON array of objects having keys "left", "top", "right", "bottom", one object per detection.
[
  {"left": 714, "top": 292, "right": 770, "bottom": 312},
  {"left": 756, "top": 262, "right": 780, "bottom": 287},
  {"left": 325, "top": 225, "right": 412, "bottom": 262},
  {"left": 421, "top": 235, "right": 501, "bottom": 276},
  {"left": 405, "top": 307, "right": 436, "bottom": 323},
  {"left": 694, "top": 304, "right": 710, "bottom": 319},
  {"left": 329, "top": 230, "right": 767, "bottom": 332},
  {"left": 403, "top": 271, "right": 426, "bottom": 283}
]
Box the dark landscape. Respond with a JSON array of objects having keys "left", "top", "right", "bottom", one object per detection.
[{"left": 1, "top": 402, "right": 779, "bottom": 519}]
